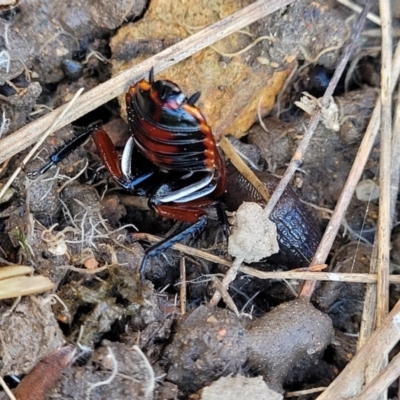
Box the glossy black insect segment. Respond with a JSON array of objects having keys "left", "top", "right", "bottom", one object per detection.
[{"left": 31, "top": 68, "right": 227, "bottom": 276}]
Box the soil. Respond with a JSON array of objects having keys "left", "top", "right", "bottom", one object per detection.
[{"left": 0, "top": 0, "right": 393, "bottom": 399}]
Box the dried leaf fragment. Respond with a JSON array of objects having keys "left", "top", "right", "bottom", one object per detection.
[
  {"left": 295, "top": 92, "right": 340, "bottom": 131},
  {"left": 14, "top": 346, "right": 74, "bottom": 400}
]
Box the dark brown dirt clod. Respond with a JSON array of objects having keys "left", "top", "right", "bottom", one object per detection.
[
  {"left": 165, "top": 305, "right": 247, "bottom": 393},
  {"left": 246, "top": 298, "right": 333, "bottom": 393},
  {"left": 0, "top": 297, "right": 64, "bottom": 376}
]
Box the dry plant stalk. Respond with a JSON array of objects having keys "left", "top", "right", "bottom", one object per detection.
[
  {"left": 358, "top": 1, "right": 393, "bottom": 398},
  {"left": 354, "top": 351, "right": 400, "bottom": 400},
  {"left": 376, "top": 0, "right": 392, "bottom": 329},
  {"left": 210, "top": 257, "right": 243, "bottom": 308},
  {"left": 316, "top": 299, "right": 400, "bottom": 400},
  {"left": 0, "top": 0, "right": 294, "bottom": 165},
  {"left": 219, "top": 137, "right": 270, "bottom": 202},
  {"left": 359, "top": 39, "right": 400, "bottom": 348},
  {"left": 179, "top": 257, "right": 187, "bottom": 315},
  {"left": 132, "top": 233, "right": 400, "bottom": 284},
  {"left": 336, "top": 0, "right": 381, "bottom": 25}
]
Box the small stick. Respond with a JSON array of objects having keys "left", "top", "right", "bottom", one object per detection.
[
  {"left": 132, "top": 233, "right": 400, "bottom": 283},
  {"left": 358, "top": 40, "right": 400, "bottom": 349},
  {"left": 285, "top": 386, "right": 326, "bottom": 397},
  {"left": 316, "top": 299, "right": 400, "bottom": 399},
  {"left": 133, "top": 232, "right": 232, "bottom": 267},
  {"left": 0, "top": 0, "right": 294, "bottom": 165},
  {"left": 219, "top": 137, "right": 270, "bottom": 203},
  {"left": 179, "top": 257, "right": 187, "bottom": 315},
  {"left": 0, "top": 376, "right": 16, "bottom": 400},
  {"left": 376, "top": 0, "right": 392, "bottom": 328},
  {"left": 239, "top": 266, "right": 400, "bottom": 284},
  {"left": 210, "top": 257, "right": 243, "bottom": 307},
  {"left": 0, "top": 87, "right": 84, "bottom": 200},
  {"left": 209, "top": 275, "right": 240, "bottom": 316},
  {"left": 354, "top": 351, "right": 400, "bottom": 400},
  {"left": 336, "top": 0, "right": 381, "bottom": 26},
  {"left": 361, "top": 1, "right": 392, "bottom": 397}
]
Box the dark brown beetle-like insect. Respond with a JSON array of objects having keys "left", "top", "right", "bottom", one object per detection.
[
  {"left": 32, "top": 69, "right": 320, "bottom": 273},
  {"left": 33, "top": 68, "right": 227, "bottom": 273}
]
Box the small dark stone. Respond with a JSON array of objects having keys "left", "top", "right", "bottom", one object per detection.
[{"left": 61, "top": 59, "right": 84, "bottom": 81}]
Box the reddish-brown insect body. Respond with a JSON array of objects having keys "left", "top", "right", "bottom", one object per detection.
[{"left": 104, "top": 72, "right": 227, "bottom": 223}]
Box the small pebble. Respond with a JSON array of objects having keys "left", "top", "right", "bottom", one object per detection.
[{"left": 61, "top": 59, "right": 84, "bottom": 81}]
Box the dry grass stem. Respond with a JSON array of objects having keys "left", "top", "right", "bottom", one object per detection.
[
  {"left": 285, "top": 386, "right": 326, "bottom": 397},
  {"left": 209, "top": 275, "right": 240, "bottom": 316},
  {"left": 132, "top": 233, "right": 400, "bottom": 283},
  {"left": 376, "top": 0, "right": 392, "bottom": 328},
  {"left": 219, "top": 137, "right": 270, "bottom": 202},
  {"left": 240, "top": 267, "right": 400, "bottom": 284},
  {"left": 360, "top": 1, "right": 393, "bottom": 397},
  {"left": 316, "top": 299, "right": 400, "bottom": 399},
  {"left": 132, "top": 232, "right": 232, "bottom": 267},
  {"left": 336, "top": 0, "right": 381, "bottom": 25},
  {"left": 0, "top": 275, "right": 54, "bottom": 299},
  {"left": 0, "top": 265, "right": 33, "bottom": 279},
  {"left": 0, "top": 0, "right": 294, "bottom": 166},
  {"left": 0, "top": 376, "right": 16, "bottom": 400},
  {"left": 354, "top": 351, "right": 400, "bottom": 400},
  {"left": 179, "top": 257, "right": 187, "bottom": 315},
  {"left": 266, "top": 0, "right": 372, "bottom": 226},
  {"left": 210, "top": 257, "right": 243, "bottom": 308},
  {"left": 359, "top": 40, "right": 400, "bottom": 350}
]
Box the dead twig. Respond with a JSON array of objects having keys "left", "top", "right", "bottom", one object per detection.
[
  {"left": 357, "top": 40, "right": 400, "bottom": 350},
  {"left": 285, "top": 387, "right": 326, "bottom": 398},
  {"left": 336, "top": 0, "right": 381, "bottom": 25},
  {"left": 0, "top": 376, "right": 16, "bottom": 400},
  {"left": 210, "top": 257, "right": 243, "bottom": 311},
  {"left": 219, "top": 137, "right": 270, "bottom": 202},
  {"left": 354, "top": 351, "right": 400, "bottom": 400},
  {"left": 359, "top": 1, "right": 393, "bottom": 397},
  {"left": 179, "top": 257, "right": 187, "bottom": 315},
  {"left": 132, "top": 233, "right": 400, "bottom": 284},
  {"left": 316, "top": 299, "right": 400, "bottom": 399},
  {"left": 376, "top": 0, "right": 392, "bottom": 329}
]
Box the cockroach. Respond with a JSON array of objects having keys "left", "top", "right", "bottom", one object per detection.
[
  {"left": 31, "top": 68, "right": 227, "bottom": 274},
  {"left": 31, "top": 69, "right": 320, "bottom": 273}
]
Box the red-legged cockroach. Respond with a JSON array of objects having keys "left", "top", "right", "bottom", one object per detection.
[{"left": 30, "top": 68, "right": 227, "bottom": 275}]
